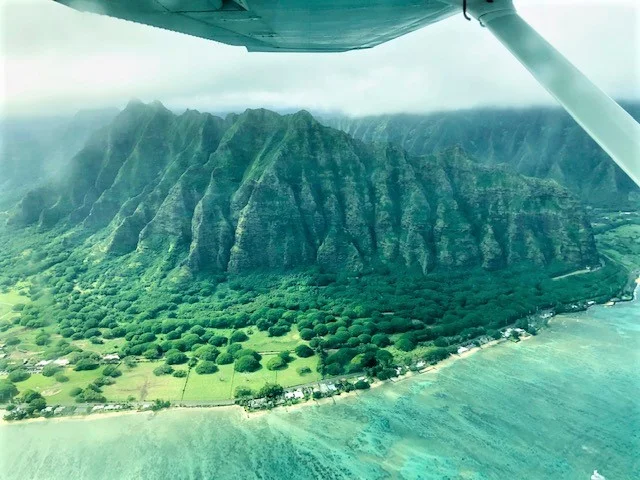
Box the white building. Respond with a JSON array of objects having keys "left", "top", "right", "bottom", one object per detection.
[{"left": 457, "top": 346, "right": 470, "bottom": 355}]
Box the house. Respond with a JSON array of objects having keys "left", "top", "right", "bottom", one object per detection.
[
  {"left": 36, "top": 360, "right": 52, "bottom": 367},
  {"left": 54, "top": 406, "right": 66, "bottom": 415},
  {"left": 91, "top": 405, "right": 105, "bottom": 412},
  {"left": 587, "top": 301, "right": 595, "bottom": 306},
  {"left": 319, "top": 384, "right": 329, "bottom": 394},
  {"left": 395, "top": 367, "right": 403, "bottom": 376},
  {"left": 284, "top": 391, "right": 296, "bottom": 400},
  {"left": 102, "top": 353, "right": 120, "bottom": 363},
  {"left": 293, "top": 389, "right": 304, "bottom": 399},
  {"left": 415, "top": 361, "right": 426, "bottom": 369},
  {"left": 53, "top": 359, "right": 70, "bottom": 366},
  {"left": 326, "top": 384, "right": 337, "bottom": 392},
  {"left": 457, "top": 346, "right": 470, "bottom": 355}
]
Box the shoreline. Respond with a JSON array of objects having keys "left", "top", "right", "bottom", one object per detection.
[
  {"left": 3, "top": 280, "right": 637, "bottom": 426},
  {"left": 0, "top": 338, "right": 510, "bottom": 425}
]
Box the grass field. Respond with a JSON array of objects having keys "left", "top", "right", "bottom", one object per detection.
[
  {"left": 0, "top": 290, "right": 29, "bottom": 322},
  {"left": 597, "top": 224, "right": 640, "bottom": 272},
  {"left": 8, "top": 368, "right": 103, "bottom": 405},
  {"left": 242, "top": 326, "right": 303, "bottom": 353},
  {"left": 101, "top": 362, "right": 186, "bottom": 402}
]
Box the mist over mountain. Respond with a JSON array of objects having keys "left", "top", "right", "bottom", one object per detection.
[
  {"left": 6, "top": 101, "right": 597, "bottom": 276},
  {"left": 0, "top": 108, "right": 119, "bottom": 208},
  {"left": 322, "top": 104, "right": 640, "bottom": 208}
]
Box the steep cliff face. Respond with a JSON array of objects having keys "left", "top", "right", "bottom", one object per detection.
[
  {"left": 10, "top": 101, "right": 598, "bottom": 274},
  {"left": 323, "top": 105, "right": 640, "bottom": 208}
]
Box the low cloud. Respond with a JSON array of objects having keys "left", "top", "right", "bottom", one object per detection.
[{"left": 1, "top": 0, "right": 638, "bottom": 117}]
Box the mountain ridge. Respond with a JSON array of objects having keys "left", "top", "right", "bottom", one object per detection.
[
  {"left": 321, "top": 104, "right": 640, "bottom": 208},
  {"left": 7, "top": 102, "right": 598, "bottom": 275}
]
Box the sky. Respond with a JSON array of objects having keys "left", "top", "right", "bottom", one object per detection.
[{"left": 0, "top": 0, "right": 638, "bottom": 118}]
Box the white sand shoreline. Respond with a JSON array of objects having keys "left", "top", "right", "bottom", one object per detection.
[{"left": 0, "top": 337, "right": 513, "bottom": 425}]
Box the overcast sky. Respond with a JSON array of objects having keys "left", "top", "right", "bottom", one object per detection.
[{"left": 0, "top": 0, "right": 638, "bottom": 118}]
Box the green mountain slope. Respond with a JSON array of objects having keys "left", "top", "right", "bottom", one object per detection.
[
  {"left": 8, "top": 101, "right": 598, "bottom": 275},
  {"left": 322, "top": 104, "right": 640, "bottom": 208}
]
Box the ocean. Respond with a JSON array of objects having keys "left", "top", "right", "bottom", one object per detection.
[{"left": 1, "top": 290, "right": 638, "bottom": 480}]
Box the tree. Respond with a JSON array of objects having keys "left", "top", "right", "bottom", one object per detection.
[
  {"left": 74, "top": 359, "right": 99, "bottom": 371},
  {"left": 258, "top": 383, "right": 284, "bottom": 399},
  {"left": 26, "top": 397, "right": 47, "bottom": 414},
  {"left": 69, "top": 387, "right": 83, "bottom": 397},
  {"left": 296, "top": 366, "right": 312, "bottom": 376},
  {"left": 371, "top": 333, "right": 391, "bottom": 347},
  {"left": 278, "top": 350, "right": 293, "bottom": 363},
  {"left": 208, "top": 335, "right": 228, "bottom": 347},
  {"left": 216, "top": 352, "right": 234, "bottom": 365},
  {"left": 55, "top": 373, "right": 69, "bottom": 383},
  {"left": 266, "top": 357, "right": 286, "bottom": 371},
  {"left": 299, "top": 328, "right": 315, "bottom": 340},
  {"left": 194, "top": 345, "right": 220, "bottom": 362},
  {"left": 234, "top": 356, "right": 261, "bottom": 373},
  {"left": 42, "top": 364, "right": 62, "bottom": 377},
  {"left": 354, "top": 380, "right": 370, "bottom": 390},
  {"left": 0, "top": 380, "right": 18, "bottom": 403},
  {"left": 294, "top": 344, "right": 314, "bottom": 358},
  {"left": 229, "top": 331, "right": 249, "bottom": 343},
  {"left": 172, "top": 370, "right": 187, "bottom": 378},
  {"left": 123, "top": 356, "right": 137, "bottom": 368},
  {"left": 165, "top": 352, "right": 188, "bottom": 365},
  {"left": 233, "top": 348, "right": 261, "bottom": 361},
  {"left": 8, "top": 369, "right": 30, "bottom": 383},
  {"left": 153, "top": 364, "right": 174, "bottom": 376},
  {"left": 423, "top": 347, "right": 449, "bottom": 364},
  {"left": 234, "top": 386, "right": 253, "bottom": 398},
  {"left": 395, "top": 334, "right": 416, "bottom": 352},
  {"left": 103, "top": 365, "right": 122, "bottom": 377},
  {"left": 195, "top": 361, "right": 219, "bottom": 374}
]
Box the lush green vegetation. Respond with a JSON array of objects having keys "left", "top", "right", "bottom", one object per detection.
[{"left": 0, "top": 212, "right": 633, "bottom": 408}]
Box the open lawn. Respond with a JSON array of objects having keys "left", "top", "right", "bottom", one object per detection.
[
  {"left": 182, "top": 364, "right": 237, "bottom": 402},
  {"left": 242, "top": 326, "right": 303, "bottom": 353},
  {"left": 4, "top": 368, "right": 103, "bottom": 405},
  {"left": 182, "top": 354, "right": 321, "bottom": 402},
  {"left": 0, "top": 290, "right": 29, "bottom": 321},
  {"left": 101, "top": 362, "right": 186, "bottom": 402}
]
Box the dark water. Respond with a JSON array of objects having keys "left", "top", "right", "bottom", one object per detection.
[{"left": 1, "top": 291, "right": 638, "bottom": 480}]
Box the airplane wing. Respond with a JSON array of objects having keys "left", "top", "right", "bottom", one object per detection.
[
  {"left": 52, "top": 0, "right": 458, "bottom": 52},
  {"left": 52, "top": 0, "right": 640, "bottom": 186}
]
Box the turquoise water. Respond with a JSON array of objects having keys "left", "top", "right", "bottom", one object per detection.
[{"left": 1, "top": 293, "right": 638, "bottom": 480}]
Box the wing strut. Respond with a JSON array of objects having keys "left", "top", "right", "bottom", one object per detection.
[{"left": 472, "top": 7, "right": 640, "bottom": 187}]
